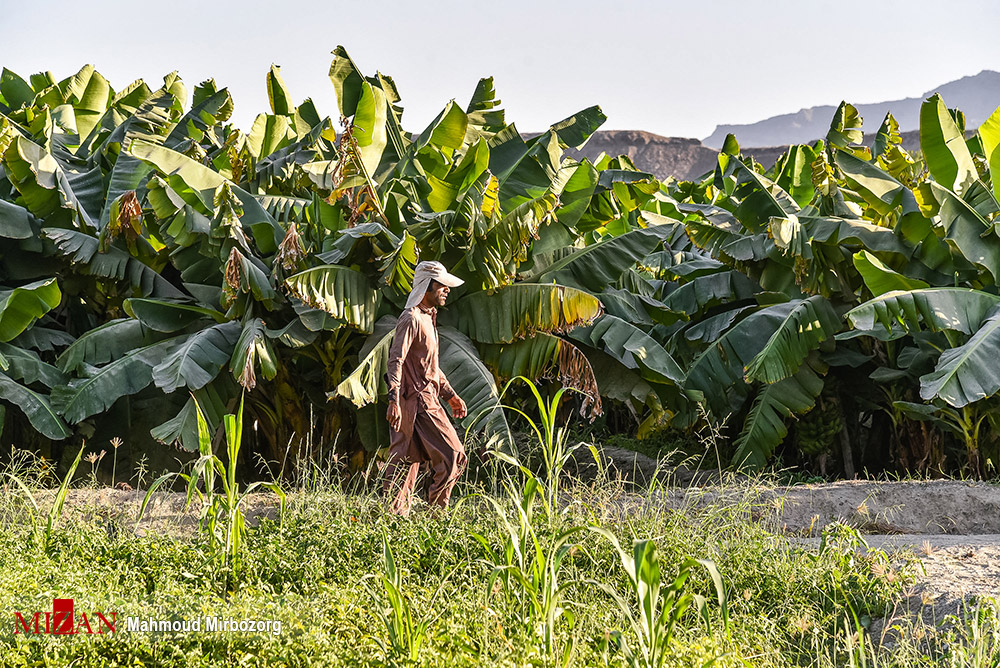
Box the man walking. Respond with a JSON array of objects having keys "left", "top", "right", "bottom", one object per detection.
[{"left": 383, "top": 261, "right": 468, "bottom": 515}]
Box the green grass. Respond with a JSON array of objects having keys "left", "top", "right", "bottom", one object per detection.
[{"left": 2, "top": 464, "right": 996, "bottom": 668}]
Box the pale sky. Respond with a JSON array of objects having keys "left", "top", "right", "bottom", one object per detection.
[{"left": 3, "top": 0, "right": 998, "bottom": 140}]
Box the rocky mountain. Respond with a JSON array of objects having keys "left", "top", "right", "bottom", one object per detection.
[
  {"left": 565, "top": 131, "right": 718, "bottom": 181},
  {"left": 568, "top": 128, "right": 925, "bottom": 182},
  {"left": 702, "top": 70, "right": 1000, "bottom": 149},
  {"left": 568, "top": 129, "right": 793, "bottom": 181}
]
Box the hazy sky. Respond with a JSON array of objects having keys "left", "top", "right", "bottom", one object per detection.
[{"left": 3, "top": 0, "right": 998, "bottom": 139}]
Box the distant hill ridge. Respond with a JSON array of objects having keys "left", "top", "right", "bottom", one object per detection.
[
  {"left": 564, "top": 131, "right": 718, "bottom": 183},
  {"left": 565, "top": 129, "right": 923, "bottom": 182},
  {"left": 555, "top": 71, "right": 996, "bottom": 181},
  {"left": 703, "top": 70, "right": 1000, "bottom": 148}
]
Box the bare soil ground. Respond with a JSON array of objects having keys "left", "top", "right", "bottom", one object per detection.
[
  {"left": 582, "top": 447, "right": 1000, "bottom": 626},
  {"left": 10, "top": 446, "right": 999, "bottom": 630}
]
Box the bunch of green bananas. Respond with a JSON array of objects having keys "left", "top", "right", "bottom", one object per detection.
[{"left": 796, "top": 395, "right": 843, "bottom": 456}]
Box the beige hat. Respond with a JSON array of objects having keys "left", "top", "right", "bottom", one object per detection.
[{"left": 404, "top": 261, "right": 464, "bottom": 308}]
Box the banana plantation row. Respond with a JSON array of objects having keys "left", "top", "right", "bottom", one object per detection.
[{"left": 0, "top": 49, "right": 998, "bottom": 478}]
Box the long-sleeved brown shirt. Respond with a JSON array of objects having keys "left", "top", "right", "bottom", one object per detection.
[{"left": 386, "top": 304, "right": 457, "bottom": 409}]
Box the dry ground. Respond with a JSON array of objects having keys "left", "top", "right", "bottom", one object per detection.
[
  {"left": 592, "top": 447, "right": 1000, "bottom": 631},
  {"left": 10, "top": 446, "right": 999, "bottom": 632}
]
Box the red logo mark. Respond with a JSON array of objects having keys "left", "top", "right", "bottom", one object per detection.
[{"left": 14, "top": 598, "right": 117, "bottom": 635}]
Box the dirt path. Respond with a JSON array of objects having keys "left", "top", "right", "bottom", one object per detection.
[
  {"left": 11, "top": 449, "right": 1000, "bottom": 625},
  {"left": 591, "top": 447, "right": 1000, "bottom": 623},
  {"left": 858, "top": 534, "right": 1000, "bottom": 626}
]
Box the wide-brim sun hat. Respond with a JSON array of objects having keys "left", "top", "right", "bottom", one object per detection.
[{"left": 404, "top": 261, "right": 464, "bottom": 308}]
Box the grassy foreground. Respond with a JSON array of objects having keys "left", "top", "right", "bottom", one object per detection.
[{"left": 0, "top": 464, "right": 998, "bottom": 667}]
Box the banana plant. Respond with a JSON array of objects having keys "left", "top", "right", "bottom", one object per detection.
[{"left": 7, "top": 53, "right": 1000, "bottom": 480}]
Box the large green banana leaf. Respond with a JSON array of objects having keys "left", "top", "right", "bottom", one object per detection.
[
  {"left": 0, "top": 343, "right": 65, "bottom": 387},
  {"left": 685, "top": 298, "right": 839, "bottom": 416},
  {"left": 531, "top": 226, "right": 672, "bottom": 292},
  {"left": 333, "top": 316, "right": 395, "bottom": 407},
  {"left": 322, "top": 222, "right": 416, "bottom": 293},
  {"left": 873, "top": 112, "right": 901, "bottom": 159},
  {"left": 151, "top": 321, "right": 241, "bottom": 393},
  {"left": 743, "top": 296, "right": 841, "bottom": 384},
  {"left": 929, "top": 181, "right": 1000, "bottom": 282},
  {"left": 732, "top": 360, "right": 826, "bottom": 470},
  {"left": 285, "top": 265, "right": 379, "bottom": 334},
  {"left": 248, "top": 112, "right": 295, "bottom": 161},
  {"left": 640, "top": 249, "right": 725, "bottom": 280},
  {"left": 567, "top": 314, "right": 684, "bottom": 385},
  {"left": 853, "top": 251, "right": 929, "bottom": 296},
  {"left": 328, "top": 46, "right": 365, "bottom": 117},
  {"left": 466, "top": 189, "right": 561, "bottom": 289},
  {"left": 548, "top": 105, "right": 606, "bottom": 151},
  {"left": 826, "top": 101, "right": 865, "bottom": 153},
  {"left": 266, "top": 65, "right": 293, "bottom": 116},
  {"left": 769, "top": 215, "right": 913, "bottom": 260},
  {"left": 834, "top": 150, "right": 913, "bottom": 218},
  {"left": 0, "top": 199, "right": 36, "bottom": 240},
  {"left": 252, "top": 116, "right": 330, "bottom": 186},
  {"left": 0, "top": 372, "right": 70, "bottom": 439},
  {"left": 56, "top": 319, "right": 149, "bottom": 372},
  {"left": 97, "top": 90, "right": 179, "bottom": 230},
  {"left": 846, "top": 288, "right": 1000, "bottom": 337},
  {"left": 774, "top": 144, "right": 818, "bottom": 207},
  {"left": 328, "top": 45, "right": 407, "bottom": 162},
  {"left": 465, "top": 77, "right": 505, "bottom": 140},
  {"left": 43, "top": 228, "right": 185, "bottom": 298},
  {"left": 548, "top": 159, "right": 598, "bottom": 230},
  {"left": 979, "top": 104, "right": 1000, "bottom": 201},
  {"left": 918, "top": 306, "right": 1000, "bottom": 407},
  {"left": 65, "top": 65, "right": 111, "bottom": 144},
  {"left": 479, "top": 331, "right": 601, "bottom": 418},
  {"left": 684, "top": 214, "right": 773, "bottom": 264},
  {"left": 660, "top": 271, "right": 758, "bottom": 316},
  {"left": 732, "top": 160, "right": 799, "bottom": 231},
  {"left": 128, "top": 140, "right": 223, "bottom": 211},
  {"left": 920, "top": 93, "right": 977, "bottom": 196},
  {"left": 423, "top": 137, "right": 490, "bottom": 211},
  {"left": 352, "top": 82, "right": 388, "bottom": 179},
  {"left": 411, "top": 100, "right": 467, "bottom": 160},
  {"left": 448, "top": 283, "right": 602, "bottom": 344},
  {"left": 96, "top": 83, "right": 232, "bottom": 229},
  {"left": 598, "top": 289, "right": 684, "bottom": 327},
  {"left": 4, "top": 136, "right": 102, "bottom": 227},
  {"left": 0, "top": 68, "right": 35, "bottom": 109},
  {"left": 51, "top": 338, "right": 178, "bottom": 423},
  {"left": 129, "top": 140, "right": 283, "bottom": 252},
  {"left": 164, "top": 85, "right": 232, "bottom": 150},
  {"left": 0, "top": 279, "right": 61, "bottom": 342},
  {"left": 124, "top": 299, "right": 226, "bottom": 333},
  {"left": 490, "top": 107, "right": 602, "bottom": 196},
  {"left": 681, "top": 306, "right": 754, "bottom": 343},
  {"left": 438, "top": 326, "right": 512, "bottom": 447}
]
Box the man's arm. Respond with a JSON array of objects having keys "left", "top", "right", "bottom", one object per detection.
[
  {"left": 438, "top": 369, "right": 457, "bottom": 402},
  {"left": 386, "top": 311, "right": 418, "bottom": 405},
  {"left": 437, "top": 369, "right": 467, "bottom": 419}
]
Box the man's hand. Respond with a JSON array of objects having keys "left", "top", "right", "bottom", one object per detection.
[
  {"left": 386, "top": 400, "right": 402, "bottom": 431},
  {"left": 448, "top": 395, "right": 467, "bottom": 419}
]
